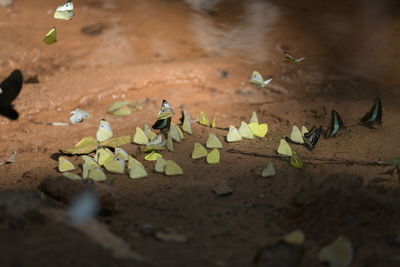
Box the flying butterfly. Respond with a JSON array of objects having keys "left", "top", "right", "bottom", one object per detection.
[
  {"left": 43, "top": 27, "right": 57, "bottom": 44},
  {"left": 0, "top": 69, "right": 23, "bottom": 120},
  {"left": 249, "top": 71, "right": 273, "bottom": 88},
  {"left": 360, "top": 97, "right": 382, "bottom": 128},
  {"left": 54, "top": 0, "right": 74, "bottom": 20},
  {"left": 326, "top": 110, "right": 344, "bottom": 138},
  {"left": 283, "top": 51, "right": 305, "bottom": 64},
  {"left": 303, "top": 125, "right": 322, "bottom": 150}
]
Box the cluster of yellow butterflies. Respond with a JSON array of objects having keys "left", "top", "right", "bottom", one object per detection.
[
  {"left": 226, "top": 111, "right": 268, "bottom": 142},
  {"left": 43, "top": 1, "right": 75, "bottom": 45},
  {"left": 191, "top": 133, "right": 223, "bottom": 164},
  {"left": 60, "top": 95, "right": 307, "bottom": 182},
  {"left": 197, "top": 110, "right": 277, "bottom": 175},
  {"left": 276, "top": 125, "right": 310, "bottom": 169},
  {"left": 59, "top": 116, "right": 186, "bottom": 181}
]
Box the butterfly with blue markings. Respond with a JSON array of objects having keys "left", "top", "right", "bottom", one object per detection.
[
  {"left": 303, "top": 125, "right": 322, "bottom": 150},
  {"left": 360, "top": 97, "right": 382, "bottom": 128},
  {"left": 0, "top": 69, "right": 23, "bottom": 120},
  {"left": 325, "top": 110, "right": 344, "bottom": 138},
  {"left": 153, "top": 99, "right": 173, "bottom": 132}
]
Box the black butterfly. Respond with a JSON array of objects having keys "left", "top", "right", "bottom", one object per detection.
[
  {"left": 325, "top": 110, "right": 344, "bottom": 138},
  {"left": 0, "top": 69, "right": 24, "bottom": 120},
  {"left": 152, "top": 117, "right": 171, "bottom": 131},
  {"left": 360, "top": 97, "right": 382, "bottom": 128},
  {"left": 304, "top": 125, "right": 322, "bottom": 150}
]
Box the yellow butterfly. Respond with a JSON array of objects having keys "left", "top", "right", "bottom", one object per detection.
[
  {"left": 94, "top": 148, "right": 114, "bottom": 166},
  {"left": 96, "top": 119, "right": 113, "bottom": 142},
  {"left": 100, "top": 135, "right": 131, "bottom": 147},
  {"left": 155, "top": 157, "right": 167, "bottom": 173},
  {"left": 176, "top": 123, "right": 184, "bottom": 140},
  {"left": 166, "top": 134, "right": 174, "bottom": 152},
  {"left": 250, "top": 111, "right": 258, "bottom": 124},
  {"left": 82, "top": 155, "right": 100, "bottom": 168},
  {"left": 290, "top": 151, "right": 303, "bottom": 169},
  {"left": 144, "top": 151, "right": 162, "bottom": 161},
  {"left": 144, "top": 124, "right": 157, "bottom": 141},
  {"left": 133, "top": 127, "right": 149, "bottom": 145},
  {"left": 289, "top": 126, "right": 304, "bottom": 144},
  {"left": 103, "top": 156, "right": 125, "bottom": 174},
  {"left": 239, "top": 121, "right": 254, "bottom": 139},
  {"left": 65, "top": 136, "right": 97, "bottom": 155},
  {"left": 247, "top": 112, "right": 268, "bottom": 138},
  {"left": 168, "top": 123, "right": 182, "bottom": 143},
  {"left": 206, "top": 133, "right": 223, "bottom": 149},
  {"left": 43, "top": 27, "right": 57, "bottom": 45},
  {"left": 207, "top": 148, "right": 220, "bottom": 164},
  {"left": 191, "top": 143, "right": 208, "bottom": 159},
  {"left": 128, "top": 155, "right": 145, "bottom": 170},
  {"left": 248, "top": 122, "right": 268, "bottom": 138},
  {"left": 301, "top": 126, "right": 308, "bottom": 135},
  {"left": 129, "top": 160, "right": 148, "bottom": 179},
  {"left": 261, "top": 162, "right": 276, "bottom": 177},
  {"left": 181, "top": 111, "right": 193, "bottom": 135},
  {"left": 54, "top": 0, "right": 74, "bottom": 20},
  {"left": 211, "top": 115, "right": 216, "bottom": 128},
  {"left": 58, "top": 156, "right": 75, "bottom": 172},
  {"left": 198, "top": 111, "right": 210, "bottom": 127},
  {"left": 82, "top": 163, "right": 107, "bottom": 182},
  {"left": 227, "top": 126, "right": 242, "bottom": 142},
  {"left": 114, "top": 147, "right": 129, "bottom": 161},
  {"left": 277, "top": 139, "right": 292, "bottom": 156},
  {"left": 165, "top": 160, "right": 184, "bottom": 176}
]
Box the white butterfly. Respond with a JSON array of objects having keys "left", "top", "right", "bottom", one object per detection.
[
  {"left": 249, "top": 71, "right": 273, "bottom": 88},
  {"left": 54, "top": 1, "right": 74, "bottom": 20},
  {"left": 70, "top": 109, "right": 91, "bottom": 124}
]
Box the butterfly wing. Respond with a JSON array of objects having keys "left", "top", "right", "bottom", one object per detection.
[
  {"left": 152, "top": 117, "right": 171, "bottom": 130},
  {"left": 0, "top": 106, "right": 19, "bottom": 120},
  {"left": 304, "top": 126, "right": 322, "bottom": 150},
  {"left": 161, "top": 99, "right": 172, "bottom": 109},
  {"left": 56, "top": 0, "right": 74, "bottom": 11},
  {"left": 43, "top": 28, "right": 57, "bottom": 44},
  {"left": 249, "top": 71, "right": 266, "bottom": 87},
  {"left": 326, "top": 110, "right": 344, "bottom": 137},
  {"left": 360, "top": 97, "right": 382, "bottom": 126},
  {"left": 0, "top": 69, "right": 23, "bottom": 106}
]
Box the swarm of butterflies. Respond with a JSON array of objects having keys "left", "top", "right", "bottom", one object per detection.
[
  {"left": 0, "top": 1, "right": 386, "bottom": 181},
  {"left": 248, "top": 52, "right": 383, "bottom": 171}
]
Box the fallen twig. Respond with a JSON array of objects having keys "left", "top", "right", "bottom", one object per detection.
[{"left": 227, "top": 149, "right": 392, "bottom": 167}]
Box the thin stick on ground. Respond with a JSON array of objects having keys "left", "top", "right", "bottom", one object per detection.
[{"left": 227, "top": 149, "right": 392, "bottom": 167}]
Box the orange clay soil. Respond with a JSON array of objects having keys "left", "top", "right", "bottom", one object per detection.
[{"left": 0, "top": 0, "right": 400, "bottom": 266}]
